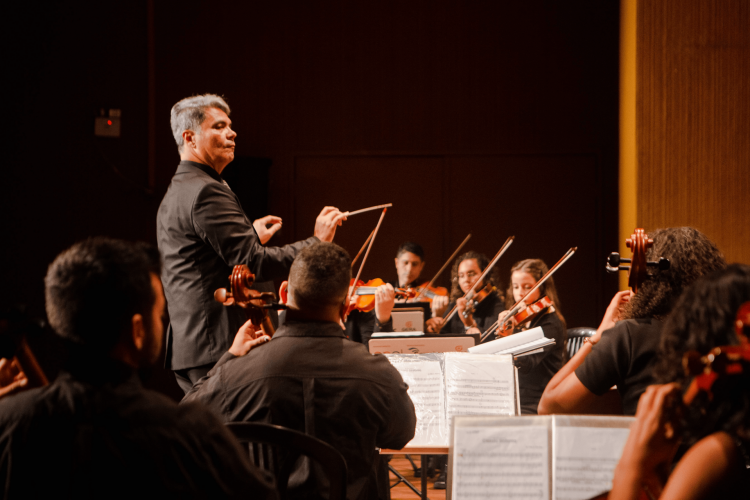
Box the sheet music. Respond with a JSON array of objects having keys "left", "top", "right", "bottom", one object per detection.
[
  {"left": 468, "top": 326, "right": 544, "bottom": 354},
  {"left": 553, "top": 426, "right": 630, "bottom": 500},
  {"left": 444, "top": 353, "right": 516, "bottom": 422},
  {"left": 452, "top": 425, "right": 549, "bottom": 500},
  {"left": 385, "top": 355, "right": 446, "bottom": 446},
  {"left": 496, "top": 337, "right": 555, "bottom": 355}
]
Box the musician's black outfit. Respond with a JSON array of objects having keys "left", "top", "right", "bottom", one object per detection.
[{"left": 511, "top": 308, "right": 567, "bottom": 415}]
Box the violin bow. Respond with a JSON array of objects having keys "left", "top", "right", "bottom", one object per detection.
[
  {"left": 411, "top": 233, "right": 472, "bottom": 302},
  {"left": 344, "top": 203, "right": 393, "bottom": 217},
  {"left": 351, "top": 230, "right": 375, "bottom": 269},
  {"left": 345, "top": 208, "right": 388, "bottom": 310},
  {"left": 481, "top": 246, "right": 577, "bottom": 342},
  {"left": 441, "top": 235, "right": 515, "bottom": 325}
]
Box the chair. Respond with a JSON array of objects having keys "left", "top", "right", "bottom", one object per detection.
[
  {"left": 226, "top": 422, "right": 348, "bottom": 500},
  {"left": 566, "top": 327, "right": 596, "bottom": 358}
]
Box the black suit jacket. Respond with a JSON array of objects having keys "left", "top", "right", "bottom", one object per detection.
[{"left": 157, "top": 161, "right": 317, "bottom": 370}]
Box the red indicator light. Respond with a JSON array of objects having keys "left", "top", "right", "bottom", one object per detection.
[{"left": 107, "top": 120, "right": 112, "bottom": 125}]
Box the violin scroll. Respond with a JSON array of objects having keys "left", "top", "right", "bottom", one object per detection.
[{"left": 214, "top": 265, "right": 282, "bottom": 338}]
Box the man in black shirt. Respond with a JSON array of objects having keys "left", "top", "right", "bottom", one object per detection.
[
  {"left": 184, "top": 242, "right": 417, "bottom": 500},
  {"left": 0, "top": 238, "right": 275, "bottom": 499},
  {"left": 158, "top": 94, "right": 347, "bottom": 392}
]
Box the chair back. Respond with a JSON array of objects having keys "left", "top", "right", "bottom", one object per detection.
[
  {"left": 226, "top": 422, "right": 348, "bottom": 500},
  {"left": 566, "top": 327, "right": 596, "bottom": 358}
]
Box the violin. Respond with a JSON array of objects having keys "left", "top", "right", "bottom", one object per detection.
[
  {"left": 347, "top": 278, "right": 417, "bottom": 314},
  {"left": 494, "top": 296, "right": 555, "bottom": 338},
  {"left": 607, "top": 228, "right": 670, "bottom": 293},
  {"left": 410, "top": 283, "right": 449, "bottom": 304},
  {"left": 214, "top": 265, "right": 285, "bottom": 338},
  {"left": 440, "top": 236, "right": 515, "bottom": 329},
  {"left": 461, "top": 284, "right": 494, "bottom": 319}
]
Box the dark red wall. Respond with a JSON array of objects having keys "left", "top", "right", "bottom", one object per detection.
[{"left": 4, "top": 1, "right": 620, "bottom": 398}]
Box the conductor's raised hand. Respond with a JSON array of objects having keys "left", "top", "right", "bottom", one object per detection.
[
  {"left": 228, "top": 319, "right": 271, "bottom": 357},
  {"left": 314, "top": 206, "right": 347, "bottom": 242},
  {"left": 253, "top": 215, "right": 283, "bottom": 244}
]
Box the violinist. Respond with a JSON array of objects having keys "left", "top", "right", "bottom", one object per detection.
[
  {"left": 608, "top": 264, "right": 750, "bottom": 499},
  {"left": 538, "top": 227, "right": 726, "bottom": 416},
  {"left": 498, "top": 259, "right": 567, "bottom": 415},
  {"left": 389, "top": 242, "right": 449, "bottom": 318},
  {"left": 425, "top": 251, "right": 505, "bottom": 340}
]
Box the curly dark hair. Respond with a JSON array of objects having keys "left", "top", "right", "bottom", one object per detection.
[
  {"left": 654, "top": 264, "right": 750, "bottom": 447},
  {"left": 449, "top": 251, "right": 503, "bottom": 302},
  {"left": 622, "top": 227, "right": 725, "bottom": 320},
  {"left": 504, "top": 259, "right": 565, "bottom": 325}
]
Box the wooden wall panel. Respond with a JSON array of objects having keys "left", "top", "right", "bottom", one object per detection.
[{"left": 637, "top": 0, "right": 750, "bottom": 263}]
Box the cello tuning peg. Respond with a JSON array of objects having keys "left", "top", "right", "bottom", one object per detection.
[
  {"left": 658, "top": 257, "right": 670, "bottom": 271},
  {"left": 607, "top": 252, "right": 621, "bottom": 267},
  {"left": 619, "top": 266, "right": 631, "bottom": 271}
]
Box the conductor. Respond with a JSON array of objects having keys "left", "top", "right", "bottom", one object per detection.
[{"left": 158, "top": 94, "right": 346, "bottom": 392}]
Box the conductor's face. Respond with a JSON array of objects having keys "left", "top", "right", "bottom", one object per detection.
[{"left": 192, "top": 107, "right": 237, "bottom": 172}]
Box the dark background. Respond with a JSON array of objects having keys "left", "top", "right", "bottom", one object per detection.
[{"left": 3, "top": 1, "right": 620, "bottom": 399}]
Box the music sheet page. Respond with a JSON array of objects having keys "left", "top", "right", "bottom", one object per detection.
[
  {"left": 387, "top": 356, "right": 446, "bottom": 446},
  {"left": 553, "top": 426, "right": 630, "bottom": 500},
  {"left": 444, "top": 353, "right": 516, "bottom": 423},
  {"left": 452, "top": 425, "right": 549, "bottom": 500}
]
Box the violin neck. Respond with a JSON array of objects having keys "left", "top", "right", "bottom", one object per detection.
[{"left": 354, "top": 287, "right": 378, "bottom": 295}]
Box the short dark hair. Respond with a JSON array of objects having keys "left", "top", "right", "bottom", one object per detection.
[
  {"left": 396, "top": 242, "right": 424, "bottom": 261},
  {"left": 623, "top": 227, "right": 726, "bottom": 320},
  {"left": 44, "top": 238, "right": 161, "bottom": 351},
  {"left": 654, "top": 264, "right": 750, "bottom": 447},
  {"left": 289, "top": 242, "right": 351, "bottom": 309}
]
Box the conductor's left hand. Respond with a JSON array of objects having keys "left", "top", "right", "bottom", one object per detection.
[{"left": 253, "top": 215, "right": 283, "bottom": 244}]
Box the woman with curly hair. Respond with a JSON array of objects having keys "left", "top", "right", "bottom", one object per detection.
[
  {"left": 498, "top": 259, "right": 567, "bottom": 415},
  {"left": 425, "top": 251, "right": 505, "bottom": 342},
  {"left": 538, "top": 227, "right": 726, "bottom": 415},
  {"left": 609, "top": 264, "right": 750, "bottom": 499}
]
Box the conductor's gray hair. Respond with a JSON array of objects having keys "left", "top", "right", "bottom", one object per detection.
[{"left": 170, "top": 94, "right": 231, "bottom": 153}]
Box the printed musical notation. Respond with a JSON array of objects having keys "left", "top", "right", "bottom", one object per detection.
[
  {"left": 553, "top": 426, "right": 631, "bottom": 500},
  {"left": 452, "top": 425, "right": 549, "bottom": 500}
]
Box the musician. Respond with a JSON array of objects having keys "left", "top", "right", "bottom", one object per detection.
[
  {"left": 425, "top": 251, "right": 504, "bottom": 341},
  {"left": 0, "top": 238, "right": 275, "bottom": 498},
  {"left": 538, "top": 227, "right": 726, "bottom": 416},
  {"left": 184, "top": 242, "right": 416, "bottom": 500},
  {"left": 346, "top": 241, "right": 447, "bottom": 346},
  {"left": 390, "top": 241, "right": 449, "bottom": 318},
  {"left": 498, "top": 259, "right": 567, "bottom": 415},
  {"left": 609, "top": 264, "right": 750, "bottom": 499},
  {"left": 158, "top": 94, "right": 346, "bottom": 393}
]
